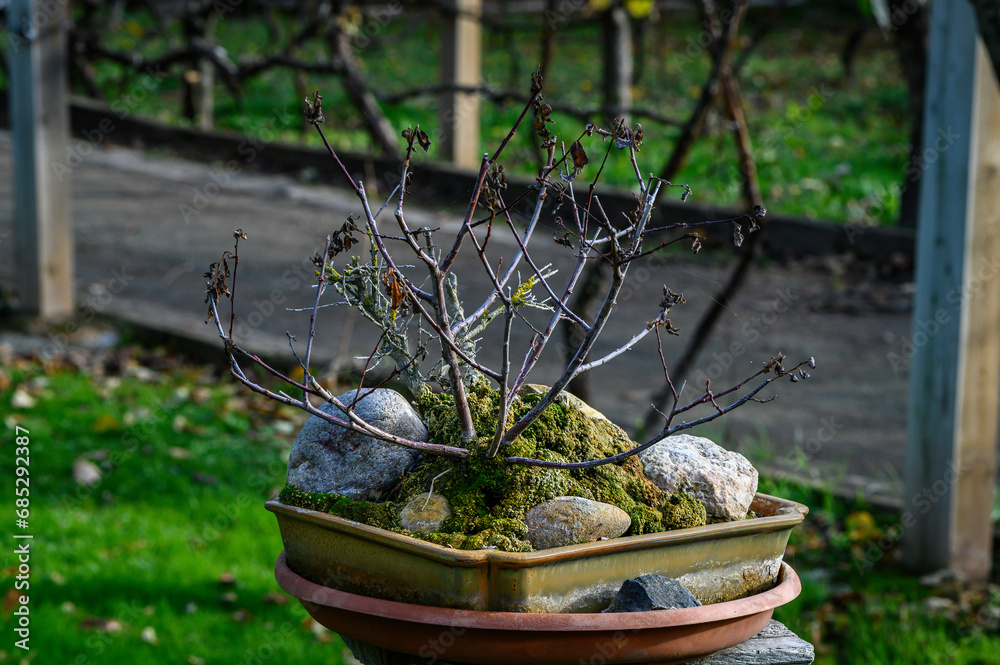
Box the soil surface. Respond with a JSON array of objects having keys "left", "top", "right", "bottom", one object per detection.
[{"left": 0, "top": 130, "right": 927, "bottom": 504}]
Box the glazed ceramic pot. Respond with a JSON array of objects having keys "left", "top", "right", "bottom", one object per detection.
[{"left": 266, "top": 492, "right": 807, "bottom": 613}]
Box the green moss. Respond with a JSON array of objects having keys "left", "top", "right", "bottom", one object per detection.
[
  {"left": 281, "top": 385, "right": 708, "bottom": 552},
  {"left": 659, "top": 492, "right": 707, "bottom": 529},
  {"left": 278, "top": 485, "right": 399, "bottom": 529}
]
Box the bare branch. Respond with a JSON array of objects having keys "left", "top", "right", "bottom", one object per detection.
[{"left": 507, "top": 358, "right": 812, "bottom": 469}]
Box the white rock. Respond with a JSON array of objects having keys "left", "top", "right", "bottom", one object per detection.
[
  {"left": 525, "top": 496, "right": 631, "bottom": 550},
  {"left": 638, "top": 434, "right": 757, "bottom": 521},
  {"left": 519, "top": 384, "right": 609, "bottom": 421},
  {"left": 287, "top": 389, "right": 426, "bottom": 500}
]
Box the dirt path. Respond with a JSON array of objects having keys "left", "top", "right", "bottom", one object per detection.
[{"left": 0, "top": 130, "right": 916, "bottom": 503}]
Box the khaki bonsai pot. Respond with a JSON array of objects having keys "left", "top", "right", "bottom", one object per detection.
[{"left": 266, "top": 492, "right": 807, "bottom": 613}]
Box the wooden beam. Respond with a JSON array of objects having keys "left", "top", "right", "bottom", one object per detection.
[
  {"left": 903, "top": 0, "right": 1000, "bottom": 581},
  {"left": 8, "top": 0, "right": 74, "bottom": 318},
  {"left": 439, "top": 0, "right": 482, "bottom": 169},
  {"left": 602, "top": 3, "right": 633, "bottom": 125}
]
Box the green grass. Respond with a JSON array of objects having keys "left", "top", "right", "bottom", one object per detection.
[
  {"left": 3, "top": 341, "right": 995, "bottom": 664},
  {"left": 0, "top": 351, "right": 349, "bottom": 665},
  {"left": 0, "top": 6, "right": 909, "bottom": 225}
]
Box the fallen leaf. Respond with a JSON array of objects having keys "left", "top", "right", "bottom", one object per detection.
[
  {"left": 79, "top": 616, "right": 123, "bottom": 633},
  {"left": 125, "top": 363, "right": 158, "bottom": 382},
  {"left": 168, "top": 446, "right": 193, "bottom": 460},
  {"left": 2, "top": 588, "right": 23, "bottom": 617},
  {"left": 73, "top": 458, "right": 103, "bottom": 487},
  {"left": 123, "top": 407, "right": 153, "bottom": 427},
  {"left": 924, "top": 596, "right": 956, "bottom": 614},
  {"left": 27, "top": 376, "right": 49, "bottom": 389},
  {"left": 11, "top": 389, "right": 36, "bottom": 409},
  {"left": 192, "top": 472, "right": 217, "bottom": 486},
  {"left": 92, "top": 414, "right": 121, "bottom": 433},
  {"left": 261, "top": 590, "right": 288, "bottom": 605},
  {"left": 231, "top": 609, "right": 254, "bottom": 623},
  {"left": 845, "top": 510, "right": 882, "bottom": 542}
]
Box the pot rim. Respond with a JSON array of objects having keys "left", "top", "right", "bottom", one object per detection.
[
  {"left": 275, "top": 550, "right": 801, "bottom": 630},
  {"left": 265, "top": 491, "right": 808, "bottom": 565}
]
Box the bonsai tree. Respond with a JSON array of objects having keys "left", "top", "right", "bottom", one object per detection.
[{"left": 204, "top": 73, "right": 813, "bottom": 549}]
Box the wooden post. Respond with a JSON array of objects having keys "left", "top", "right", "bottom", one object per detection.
[
  {"left": 193, "top": 14, "right": 216, "bottom": 131},
  {"left": 8, "top": 0, "right": 74, "bottom": 319},
  {"left": 602, "top": 2, "right": 632, "bottom": 125},
  {"left": 903, "top": 0, "right": 1000, "bottom": 581},
  {"left": 439, "top": 0, "right": 482, "bottom": 169}
]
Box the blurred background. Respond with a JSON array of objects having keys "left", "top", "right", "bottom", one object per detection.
[{"left": 1, "top": 1, "right": 998, "bottom": 663}]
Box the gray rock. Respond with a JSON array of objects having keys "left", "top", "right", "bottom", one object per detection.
[
  {"left": 638, "top": 434, "right": 758, "bottom": 521},
  {"left": 602, "top": 575, "right": 702, "bottom": 613},
  {"left": 286, "top": 389, "right": 426, "bottom": 500},
  {"left": 400, "top": 493, "right": 451, "bottom": 533},
  {"left": 525, "top": 496, "right": 631, "bottom": 550}
]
